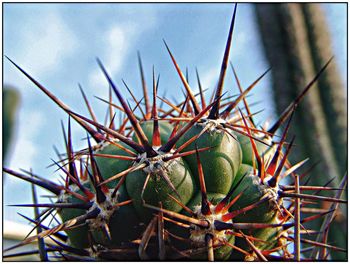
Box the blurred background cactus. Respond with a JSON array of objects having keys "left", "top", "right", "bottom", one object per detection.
[
  {"left": 3, "top": 85, "right": 20, "bottom": 163},
  {"left": 254, "top": 3, "right": 347, "bottom": 260}
]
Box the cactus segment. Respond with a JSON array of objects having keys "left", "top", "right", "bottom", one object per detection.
[
  {"left": 93, "top": 140, "right": 135, "bottom": 188},
  {"left": 236, "top": 132, "right": 275, "bottom": 167},
  {"left": 126, "top": 156, "right": 195, "bottom": 221},
  {"left": 230, "top": 164, "right": 278, "bottom": 223},
  {"left": 178, "top": 123, "right": 242, "bottom": 194},
  {"left": 104, "top": 184, "right": 141, "bottom": 245},
  {"left": 58, "top": 184, "right": 91, "bottom": 248}
]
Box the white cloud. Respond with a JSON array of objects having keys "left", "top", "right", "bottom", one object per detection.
[
  {"left": 8, "top": 110, "right": 44, "bottom": 171},
  {"left": 87, "top": 5, "right": 158, "bottom": 90},
  {"left": 88, "top": 70, "right": 109, "bottom": 92},
  {"left": 88, "top": 23, "right": 138, "bottom": 89},
  {"left": 234, "top": 31, "right": 249, "bottom": 49},
  {"left": 107, "top": 26, "right": 128, "bottom": 73},
  {"left": 201, "top": 67, "right": 219, "bottom": 93},
  {"left": 17, "top": 10, "right": 78, "bottom": 77}
]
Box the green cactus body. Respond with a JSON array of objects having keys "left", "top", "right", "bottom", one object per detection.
[
  {"left": 58, "top": 178, "right": 140, "bottom": 247},
  {"left": 94, "top": 140, "right": 134, "bottom": 188},
  {"left": 230, "top": 164, "right": 277, "bottom": 223},
  {"left": 178, "top": 123, "right": 242, "bottom": 194},
  {"left": 102, "top": 184, "right": 141, "bottom": 245},
  {"left": 231, "top": 215, "right": 284, "bottom": 261},
  {"left": 125, "top": 157, "right": 195, "bottom": 221},
  {"left": 236, "top": 132, "right": 275, "bottom": 167},
  {"left": 85, "top": 140, "right": 142, "bottom": 244},
  {"left": 187, "top": 192, "right": 226, "bottom": 210},
  {"left": 215, "top": 235, "right": 236, "bottom": 261},
  {"left": 249, "top": 215, "right": 283, "bottom": 251},
  {"left": 58, "top": 183, "right": 91, "bottom": 248},
  {"left": 59, "top": 209, "right": 89, "bottom": 249}
]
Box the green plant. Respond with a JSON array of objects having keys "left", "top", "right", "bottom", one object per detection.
[
  {"left": 3, "top": 4, "right": 347, "bottom": 261},
  {"left": 3, "top": 85, "right": 20, "bottom": 163}
]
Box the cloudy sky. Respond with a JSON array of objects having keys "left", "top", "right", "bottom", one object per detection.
[{"left": 3, "top": 3, "right": 346, "bottom": 224}]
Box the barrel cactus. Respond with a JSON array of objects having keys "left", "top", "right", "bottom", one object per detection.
[{"left": 3, "top": 3, "right": 347, "bottom": 261}]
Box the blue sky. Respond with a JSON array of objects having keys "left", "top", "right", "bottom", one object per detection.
[{"left": 3, "top": 3, "right": 346, "bottom": 223}]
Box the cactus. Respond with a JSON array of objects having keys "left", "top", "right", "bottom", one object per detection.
[
  {"left": 3, "top": 4, "right": 347, "bottom": 261},
  {"left": 3, "top": 85, "right": 20, "bottom": 163},
  {"left": 254, "top": 3, "right": 347, "bottom": 259}
]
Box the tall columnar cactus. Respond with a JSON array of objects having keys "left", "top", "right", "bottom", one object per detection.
[
  {"left": 3, "top": 4, "right": 347, "bottom": 261},
  {"left": 3, "top": 85, "right": 20, "bottom": 163},
  {"left": 254, "top": 3, "right": 347, "bottom": 260}
]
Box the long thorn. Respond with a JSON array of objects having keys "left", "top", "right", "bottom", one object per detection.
[
  {"left": 99, "top": 163, "right": 146, "bottom": 186},
  {"left": 294, "top": 173, "right": 301, "bottom": 261},
  {"left": 78, "top": 83, "right": 100, "bottom": 132},
  {"left": 3, "top": 168, "right": 62, "bottom": 195},
  {"left": 10, "top": 203, "right": 92, "bottom": 209},
  {"left": 160, "top": 96, "right": 220, "bottom": 153},
  {"left": 108, "top": 86, "right": 116, "bottom": 130},
  {"left": 5, "top": 56, "right": 102, "bottom": 143},
  {"left": 96, "top": 58, "right": 156, "bottom": 156},
  {"left": 158, "top": 203, "right": 166, "bottom": 260},
  {"left": 195, "top": 146, "right": 210, "bottom": 215},
  {"left": 222, "top": 196, "right": 270, "bottom": 221},
  {"left": 216, "top": 171, "right": 249, "bottom": 213},
  {"left": 239, "top": 108, "right": 264, "bottom": 180},
  {"left": 230, "top": 63, "right": 254, "bottom": 125},
  {"left": 208, "top": 3, "right": 237, "bottom": 119},
  {"left": 4, "top": 207, "right": 100, "bottom": 253},
  {"left": 122, "top": 79, "right": 146, "bottom": 120},
  {"left": 195, "top": 68, "right": 206, "bottom": 109},
  {"left": 167, "top": 194, "right": 194, "bottom": 216},
  {"left": 221, "top": 67, "right": 271, "bottom": 120},
  {"left": 206, "top": 234, "right": 214, "bottom": 261},
  {"left": 163, "top": 40, "right": 201, "bottom": 115},
  {"left": 266, "top": 108, "right": 295, "bottom": 178},
  {"left": 270, "top": 136, "right": 296, "bottom": 187},
  {"left": 144, "top": 203, "right": 209, "bottom": 228},
  {"left": 279, "top": 191, "right": 347, "bottom": 204},
  {"left": 31, "top": 180, "right": 48, "bottom": 261},
  {"left": 282, "top": 158, "right": 309, "bottom": 179},
  {"left": 152, "top": 66, "right": 161, "bottom": 147},
  {"left": 86, "top": 134, "right": 108, "bottom": 203},
  {"left": 311, "top": 172, "right": 348, "bottom": 258},
  {"left": 138, "top": 216, "right": 157, "bottom": 260},
  {"left": 268, "top": 57, "right": 333, "bottom": 134},
  {"left": 239, "top": 230, "right": 267, "bottom": 261},
  {"left": 67, "top": 109, "right": 145, "bottom": 153},
  {"left": 137, "top": 51, "right": 152, "bottom": 119}
]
